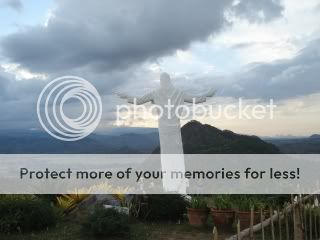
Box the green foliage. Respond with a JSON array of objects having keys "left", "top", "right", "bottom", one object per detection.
[
  {"left": 209, "top": 195, "right": 288, "bottom": 212},
  {"left": 125, "top": 195, "right": 145, "bottom": 218},
  {"left": 139, "top": 195, "right": 187, "bottom": 222},
  {"left": 190, "top": 196, "right": 207, "bottom": 209},
  {"left": 213, "top": 195, "right": 234, "bottom": 209},
  {"left": 233, "top": 195, "right": 266, "bottom": 211},
  {"left": 0, "top": 197, "right": 59, "bottom": 234},
  {"left": 82, "top": 206, "right": 129, "bottom": 238},
  {"left": 263, "top": 195, "right": 289, "bottom": 209},
  {"left": 305, "top": 204, "right": 320, "bottom": 219},
  {"left": 0, "top": 194, "right": 37, "bottom": 201},
  {"left": 233, "top": 195, "right": 289, "bottom": 211},
  {"left": 35, "top": 194, "right": 58, "bottom": 203}
]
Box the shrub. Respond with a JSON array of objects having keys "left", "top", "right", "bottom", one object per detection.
[
  {"left": 139, "top": 195, "right": 187, "bottom": 222},
  {"left": 213, "top": 195, "right": 234, "bottom": 209},
  {"left": 189, "top": 196, "right": 208, "bottom": 209},
  {"left": 35, "top": 194, "right": 58, "bottom": 203},
  {"left": 233, "top": 195, "right": 266, "bottom": 211},
  {"left": 82, "top": 206, "right": 129, "bottom": 238},
  {"left": 0, "top": 197, "right": 59, "bottom": 234},
  {"left": 0, "top": 194, "right": 37, "bottom": 202}
]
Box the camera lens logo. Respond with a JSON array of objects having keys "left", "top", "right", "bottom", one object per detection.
[{"left": 37, "top": 76, "right": 102, "bottom": 141}]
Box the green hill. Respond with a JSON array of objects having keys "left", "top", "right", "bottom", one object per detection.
[
  {"left": 182, "top": 121, "right": 280, "bottom": 154},
  {"left": 154, "top": 120, "right": 280, "bottom": 154}
]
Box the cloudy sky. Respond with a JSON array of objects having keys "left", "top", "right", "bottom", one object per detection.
[{"left": 0, "top": 0, "right": 319, "bottom": 136}]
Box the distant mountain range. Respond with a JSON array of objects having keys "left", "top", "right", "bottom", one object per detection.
[
  {"left": 310, "top": 134, "right": 320, "bottom": 139},
  {"left": 265, "top": 134, "right": 320, "bottom": 154},
  {"left": 0, "top": 130, "right": 159, "bottom": 154},
  {"left": 0, "top": 121, "right": 318, "bottom": 154}
]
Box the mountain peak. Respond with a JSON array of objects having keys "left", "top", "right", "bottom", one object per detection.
[{"left": 181, "top": 121, "right": 280, "bottom": 154}]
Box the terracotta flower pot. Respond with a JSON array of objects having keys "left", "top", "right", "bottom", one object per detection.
[
  {"left": 237, "top": 211, "right": 260, "bottom": 230},
  {"left": 211, "top": 208, "right": 235, "bottom": 230},
  {"left": 187, "top": 208, "right": 208, "bottom": 226}
]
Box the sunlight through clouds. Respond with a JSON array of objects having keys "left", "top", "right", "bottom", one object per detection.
[{"left": 0, "top": 0, "right": 319, "bottom": 136}]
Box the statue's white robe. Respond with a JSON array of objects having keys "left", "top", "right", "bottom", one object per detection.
[
  {"left": 153, "top": 87, "right": 187, "bottom": 193},
  {"left": 129, "top": 86, "right": 187, "bottom": 193},
  {"left": 153, "top": 87, "right": 184, "bottom": 154},
  {"left": 127, "top": 82, "right": 210, "bottom": 193}
]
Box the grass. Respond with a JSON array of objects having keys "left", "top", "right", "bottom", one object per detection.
[
  {"left": 0, "top": 209, "right": 287, "bottom": 240},
  {"left": 0, "top": 217, "right": 83, "bottom": 240},
  {"left": 0, "top": 218, "right": 215, "bottom": 240},
  {"left": 0, "top": 202, "right": 224, "bottom": 240},
  {"left": 0, "top": 215, "right": 154, "bottom": 240}
]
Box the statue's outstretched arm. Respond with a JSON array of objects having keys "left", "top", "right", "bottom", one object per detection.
[
  {"left": 184, "top": 88, "right": 216, "bottom": 104},
  {"left": 116, "top": 92, "right": 154, "bottom": 105}
]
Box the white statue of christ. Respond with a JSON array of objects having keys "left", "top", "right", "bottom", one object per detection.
[{"left": 117, "top": 72, "right": 215, "bottom": 193}]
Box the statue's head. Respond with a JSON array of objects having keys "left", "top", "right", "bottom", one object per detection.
[{"left": 160, "top": 72, "right": 172, "bottom": 88}]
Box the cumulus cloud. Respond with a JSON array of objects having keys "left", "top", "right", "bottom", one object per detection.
[
  {"left": 2, "top": 34, "right": 318, "bottom": 129},
  {"left": 230, "top": 0, "right": 283, "bottom": 22},
  {"left": 168, "top": 38, "right": 320, "bottom": 101},
  {"left": 1, "top": 0, "right": 283, "bottom": 74},
  {"left": 2, "top": 0, "right": 22, "bottom": 12},
  {"left": 0, "top": 65, "right": 154, "bottom": 129},
  {"left": 8, "top": 0, "right": 320, "bottom": 133},
  {"left": 224, "top": 39, "right": 320, "bottom": 100},
  {"left": 0, "top": 67, "right": 46, "bottom": 129},
  {"left": 0, "top": 66, "right": 45, "bottom": 101}
]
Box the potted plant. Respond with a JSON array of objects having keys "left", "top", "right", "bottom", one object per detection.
[
  {"left": 210, "top": 195, "right": 235, "bottom": 230},
  {"left": 235, "top": 195, "right": 265, "bottom": 230},
  {"left": 187, "top": 196, "right": 209, "bottom": 226}
]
